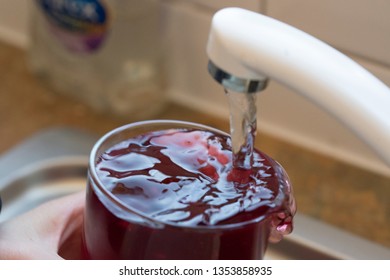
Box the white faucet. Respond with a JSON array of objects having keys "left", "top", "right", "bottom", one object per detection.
[{"left": 207, "top": 8, "right": 390, "bottom": 167}]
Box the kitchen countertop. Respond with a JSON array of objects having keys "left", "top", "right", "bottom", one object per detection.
[{"left": 1, "top": 41, "right": 389, "bottom": 249}]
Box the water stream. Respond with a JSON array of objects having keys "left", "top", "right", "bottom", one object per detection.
[{"left": 225, "top": 89, "right": 258, "bottom": 170}]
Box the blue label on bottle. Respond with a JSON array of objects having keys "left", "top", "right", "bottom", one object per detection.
[{"left": 37, "top": 0, "right": 110, "bottom": 53}]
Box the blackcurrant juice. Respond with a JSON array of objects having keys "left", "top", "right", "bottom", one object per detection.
[{"left": 83, "top": 127, "right": 295, "bottom": 259}]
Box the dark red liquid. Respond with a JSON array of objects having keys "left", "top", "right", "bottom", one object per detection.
[{"left": 83, "top": 128, "right": 294, "bottom": 259}]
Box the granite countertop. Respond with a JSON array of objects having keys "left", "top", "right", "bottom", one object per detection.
[{"left": 0, "top": 41, "right": 389, "bottom": 248}]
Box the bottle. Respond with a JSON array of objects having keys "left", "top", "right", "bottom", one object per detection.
[{"left": 28, "top": 0, "right": 166, "bottom": 119}]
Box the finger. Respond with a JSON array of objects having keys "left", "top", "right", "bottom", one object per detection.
[
  {"left": 29, "top": 191, "right": 85, "bottom": 249},
  {"left": 0, "top": 191, "right": 85, "bottom": 260},
  {"left": 58, "top": 219, "right": 84, "bottom": 260}
]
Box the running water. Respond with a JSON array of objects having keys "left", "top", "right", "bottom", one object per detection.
[
  {"left": 225, "top": 89, "right": 258, "bottom": 170},
  {"left": 225, "top": 89, "right": 296, "bottom": 243}
]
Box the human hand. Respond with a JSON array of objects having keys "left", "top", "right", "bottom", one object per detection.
[{"left": 0, "top": 191, "right": 85, "bottom": 260}]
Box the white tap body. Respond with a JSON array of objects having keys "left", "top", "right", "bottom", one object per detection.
[{"left": 207, "top": 8, "right": 390, "bottom": 166}]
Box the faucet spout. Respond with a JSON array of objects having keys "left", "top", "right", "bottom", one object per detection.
[{"left": 207, "top": 8, "right": 390, "bottom": 167}]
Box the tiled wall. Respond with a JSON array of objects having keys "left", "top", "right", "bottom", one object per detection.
[{"left": 1, "top": 0, "right": 389, "bottom": 175}]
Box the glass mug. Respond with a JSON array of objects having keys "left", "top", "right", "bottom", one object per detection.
[{"left": 82, "top": 120, "right": 295, "bottom": 259}]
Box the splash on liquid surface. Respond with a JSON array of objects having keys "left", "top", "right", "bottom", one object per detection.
[{"left": 96, "top": 129, "right": 287, "bottom": 227}]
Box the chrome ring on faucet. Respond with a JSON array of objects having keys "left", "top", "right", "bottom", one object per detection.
[{"left": 208, "top": 60, "right": 268, "bottom": 93}]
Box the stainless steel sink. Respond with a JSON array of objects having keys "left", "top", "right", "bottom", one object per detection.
[
  {"left": 266, "top": 214, "right": 390, "bottom": 259},
  {"left": 0, "top": 127, "right": 95, "bottom": 221},
  {"left": 1, "top": 127, "right": 389, "bottom": 259}
]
